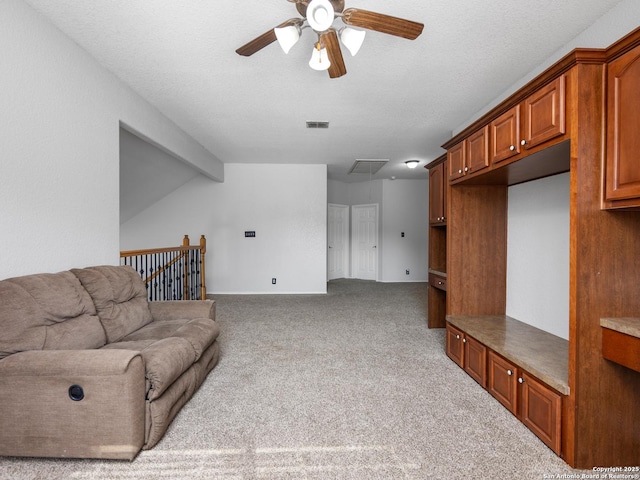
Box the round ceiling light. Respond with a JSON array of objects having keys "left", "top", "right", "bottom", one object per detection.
[
  {"left": 306, "top": 0, "right": 335, "bottom": 32},
  {"left": 405, "top": 160, "right": 420, "bottom": 169}
]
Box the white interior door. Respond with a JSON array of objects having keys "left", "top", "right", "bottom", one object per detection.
[
  {"left": 327, "top": 204, "right": 349, "bottom": 280},
  {"left": 352, "top": 204, "right": 378, "bottom": 281}
]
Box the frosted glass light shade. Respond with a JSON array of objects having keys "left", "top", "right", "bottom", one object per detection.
[
  {"left": 405, "top": 160, "right": 420, "bottom": 169},
  {"left": 306, "top": 0, "right": 335, "bottom": 32},
  {"left": 274, "top": 25, "right": 300, "bottom": 54},
  {"left": 309, "top": 46, "right": 331, "bottom": 71},
  {"left": 340, "top": 27, "right": 366, "bottom": 56}
]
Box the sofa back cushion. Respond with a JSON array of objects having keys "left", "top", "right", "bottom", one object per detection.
[
  {"left": 72, "top": 266, "right": 152, "bottom": 343},
  {"left": 0, "top": 271, "right": 107, "bottom": 360}
]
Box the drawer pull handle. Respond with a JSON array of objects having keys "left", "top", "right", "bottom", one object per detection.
[
  {"left": 507, "top": 369, "right": 513, "bottom": 376},
  {"left": 456, "top": 334, "right": 460, "bottom": 339},
  {"left": 462, "top": 338, "right": 467, "bottom": 343},
  {"left": 518, "top": 377, "right": 524, "bottom": 384},
  {"left": 509, "top": 145, "right": 515, "bottom": 151}
]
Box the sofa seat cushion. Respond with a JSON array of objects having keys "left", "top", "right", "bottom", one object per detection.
[
  {"left": 122, "top": 318, "right": 220, "bottom": 361},
  {"left": 0, "top": 271, "right": 106, "bottom": 359},
  {"left": 103, "top": 338, "right": 193, "bottom": 401},
  {"left": 102, "top": 318, "right": 219, "bottom": 401},
  {"left": 72, "top": 266, "right": 152, "bottom": 343}
]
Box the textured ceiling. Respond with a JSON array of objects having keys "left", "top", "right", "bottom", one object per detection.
[{"left": 25, "top": 0, "right": 625, "bottom": 183}]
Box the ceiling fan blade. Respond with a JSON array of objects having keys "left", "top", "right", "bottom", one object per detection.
[
  {"left": 322, "top": 29, "right": 347, "bottom": 78},
  {"left": 342, "top": 8, "right": 424, "bottom": 40},
  {"left": 235, "top": 19, "right": 300, "bottom": 56}
]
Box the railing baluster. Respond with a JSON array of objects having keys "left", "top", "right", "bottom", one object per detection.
[{"left": 120, "top": 235, "right": 207, "bottom": 302}]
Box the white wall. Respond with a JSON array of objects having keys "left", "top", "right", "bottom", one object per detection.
[
  {"left": 381, "top": 180, "right": 429, "bottom": 282},
  {"left": 328, "top": 178, "right": 429, "bottom": 283},
  {"left": 506, "top": 173, "right": 570, "bottom": 339},
  {"left": 0, "top": 0, "right": 223, "bottom": 280},
  {"left": 121, "top": 164, "right": 328, "bottom": 294}
]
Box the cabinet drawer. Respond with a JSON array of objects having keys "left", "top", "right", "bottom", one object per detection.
[{"left": 429, "top": 273, "right": 446, "bottom": 291}]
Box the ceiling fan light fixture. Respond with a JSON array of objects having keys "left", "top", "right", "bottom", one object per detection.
[
  {"left": 274, "top": 25, "right": 301, "bottom": 54},
  {"left": 339, "top": 27, "right": 365, "bottom": 56},
  {"left": 405, "top": 160, "right": 420, "bottom": 169},
  {"left": 309, "top": 44, "right": 331, "bottom": 71},
  {"left": 306, "top": 0, "right": 335, "bottom": 32}
]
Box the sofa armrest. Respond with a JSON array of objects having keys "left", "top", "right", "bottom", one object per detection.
[
  {"left": 148, "top": 299, "right": 215, "bottom": 322},
  {"left": 0, "top": 349, "right": 146, "bottom": 459}
]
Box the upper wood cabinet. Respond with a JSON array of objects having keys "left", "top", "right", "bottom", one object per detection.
[
  {"left": 491, "top": 105, "right": 521, "bottom": 164},
  {"left": 522, "top": 75, "right": 566, "bottom": 149},
  {"left": 429, "top": 161, "right": 446, "bottom": 224},
  {"left": 490, "top": 76, "right": 566, "bottom": 166},
  {"left": 604, "top": 45, "right": 640, "bottom": 207},
  {"left": 448, "top": 126, "right": 489, "bottom": 181}
]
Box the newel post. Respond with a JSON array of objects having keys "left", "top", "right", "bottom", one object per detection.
[
  {"left": 200, "top": 235, "right": 207, "bottom": 300},
  {"left": 183, "top": 235, "right": 190, "bottom": 300}
]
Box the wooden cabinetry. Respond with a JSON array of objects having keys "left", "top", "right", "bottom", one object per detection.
[
  {"left": 482, "top": 76, "right": 567, "bottom": 171},
  {"left": 439, "top": 27, "right": 640, "bottom": 469},
  {"left": 475, "top": 344, "right": 563, "bottom": 454},
  {"left": 427, "top": 155, "right": 448, "bottom": 329},
  {"left": 446, "top": 324, "right": 487, "bottom": 387},
  {"left": 487, "top": 350, "right": 518, "bottom": 414},
  {"left": 520, "top": 372, "right": 562, "bottom": 455},
  {"left": 446, "top": 323, "right": 464, "bottom": 368},
  {"left": 448, "top": 126, "right": 489, "bottom": 181},
  {"left": 428, "top": 161, "right": 446, "bottom": 224},
  {"left": 429, "top": 272, "right": 446, "bottom": 290},
  {"left": 521, "top": 75, "right": 565, "bottom": 149},
  {"left": 491, "top": 105, "right": 520, "bottom": 164},
  {"left": 604, "top": 44, "right": 640, "bottom": 208},
  {"left": 464, "top": 335, "right": 487, "bottom": 388}
]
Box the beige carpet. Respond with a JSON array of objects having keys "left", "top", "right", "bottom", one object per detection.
[{"left": 0, "top": 279, "right": 586, "bottom": 479}]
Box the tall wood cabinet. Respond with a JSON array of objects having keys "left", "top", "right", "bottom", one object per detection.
[
  {"left": 432, "top": 27, "right": 640, "bottom": 469},
  {"left": 426, "top": 155, "right": 447, "bottom": 328}
]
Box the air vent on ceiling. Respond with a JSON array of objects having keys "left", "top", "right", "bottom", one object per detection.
[
  {"left": 306, "top": 121, "right": 330, "bottom": 129},
  {"left": 349, "top": 159, "right": 389, "bottom": 175}
]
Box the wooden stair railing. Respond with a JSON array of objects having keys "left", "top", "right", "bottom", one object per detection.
[{"left": 120, "top": 235, "right": 207, "bottom": 301}]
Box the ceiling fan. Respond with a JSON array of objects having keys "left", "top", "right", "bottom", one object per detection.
[{"left": 235, "top": 0, "right": 424, "bottom": 78}]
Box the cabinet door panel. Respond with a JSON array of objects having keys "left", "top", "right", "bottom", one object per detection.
[
  {"left": 446, "top": 324, "right": 464, "bottom": 368},
  {"left": 429, "top": 162, "right": 445, "bottom": 223},
  {"left": 605, "top": 50, "right": 640, "bottom": 202},
  {"left": 466, "top": 126, "right": 490, "bottom": 174},
  {"left": 487, "top": 351, "right": 518, "bottom": 415},
  {"left": 523, "top": 75, "right": 565, "bottom": 149},
  {"left": 520, "top": 372, "right": 562, "bottom": 455},
  {"left": 464, "top": 336, "right": 486, "bottom": 388},
  {"left": 448, "top": 142, "right": 466, "bottom": 181},
  {"left": 491, "top": 105, "right": 520, "bottom": 164}
]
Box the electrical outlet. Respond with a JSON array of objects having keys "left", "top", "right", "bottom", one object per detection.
[
  {"left": 401, "top": 232, "right": 405, "bottom": 237},
  {"left": 245, "top": 231, "right": 256, "bottom": 237},
  {"left": 406, "top": 269, "right": 410, "bottom": 275},
  {"left": 272, "top": 278, "right": 276, "bottom": 285}
]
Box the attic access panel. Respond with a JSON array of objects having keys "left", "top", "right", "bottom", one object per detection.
[{"left": 349, "top": 159, "right": 389, "bottom": 175}]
